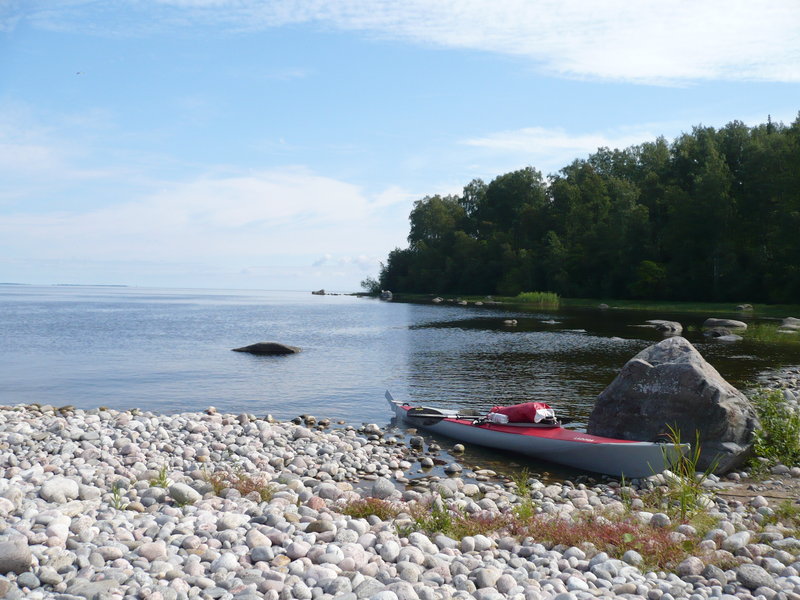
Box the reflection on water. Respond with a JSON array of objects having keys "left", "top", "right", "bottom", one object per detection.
[
  {"left": 1, "top": 286, "right": 798, "bottom": 437},
  {"left": 402, "top": 308, "right": 799, "bottom": 427}
]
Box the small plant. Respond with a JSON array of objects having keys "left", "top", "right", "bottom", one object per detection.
[
  {"left": 510, "top": 468, "right": 531, "bottom": 496},
  {"left": 110, "top": 482, "right": 128, "bottom": 510},
  {"left": 749, "top": 389, "right": 800, "bottom": 468},
  {"left": 514, "top": 291, "right": 560, "bottom": 307},
  {"left": 341, "top": 497, "right": 402, "bottom": 521},
  {"left": 150, "top": 466, "right": 171, "bottom": 488},
  {"left": 510, "top": 468, "right": 536, "bottom": 520},
  {"left": 204, "top": 467, "right": 276, "bottom": 502},
  {"left": 763, "top": 500, "right": 800, "bottom": 533},
  {"left": 618, "top": 475, "right": 635, "bottom": 511},
  {"left": 513, "top": 514, "right": 694, "bottom": 569},
  {"left": 648, "top": 426, "right": 717, "bottom": 522}
]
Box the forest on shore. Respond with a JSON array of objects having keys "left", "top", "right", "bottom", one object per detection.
[{"left": 373, "top": 116, "right": 800, "bottom": 303}]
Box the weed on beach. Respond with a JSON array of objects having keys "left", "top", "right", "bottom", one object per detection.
[
  {"left": 643, "top": 426, "right": 717, "bottom": 522},
  {"left": 341, "top": 493, "right": 715, "bottom": 571},
  {"left": 204, "top": 467, "right": 277, "bottom": 502},
  {"left": 341, "top": 497, "right": 402, "bottom": 521},
  {"left": 150, "top": 465, "right": 171, "bottom": 488}
]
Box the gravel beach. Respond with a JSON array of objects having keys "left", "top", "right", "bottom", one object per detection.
[{"left": 0, "top": 388, "right": 798, "bottom": 600}]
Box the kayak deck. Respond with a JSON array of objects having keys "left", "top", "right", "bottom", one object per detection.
[{"left": 386, "top": 393, "right": 687, "bottom": 478}]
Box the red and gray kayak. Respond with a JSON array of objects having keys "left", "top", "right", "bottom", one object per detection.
[{"left": 386, "top": 391, "right": 687, "bottom": 478}]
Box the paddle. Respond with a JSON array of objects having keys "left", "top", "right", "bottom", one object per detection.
[{"left": 386, "top": 391, "right": 482, "bottom": 422}]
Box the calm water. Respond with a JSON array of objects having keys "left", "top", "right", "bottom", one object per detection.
[{"left": 1, "top": 285, "right": 798, "bottom": 432}]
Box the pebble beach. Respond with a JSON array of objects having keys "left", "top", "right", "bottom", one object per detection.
[{"left": 0, "top": 370, "right": 798, "bottom": 600}]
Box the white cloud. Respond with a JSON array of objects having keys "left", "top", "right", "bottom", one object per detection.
[
  {"left": 0, "top": 168, "right": 412, "bottom": 266},
  {"left": 465, "top": 126, "right": 655, "bottom": 155},
  {"left": 461, "top": 124, "right": 660, "bottom": 176},
  {"left": 9, "top": 0, "right": 800, "bottom": 83}
]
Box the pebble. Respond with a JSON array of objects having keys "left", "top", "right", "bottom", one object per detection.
[{"left": 0, "top": 402, "right": 795, "bottom": 600}]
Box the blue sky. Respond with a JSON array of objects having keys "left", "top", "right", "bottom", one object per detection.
[{"left": 1, "top": 1, "right": 798, "bottom": 291}]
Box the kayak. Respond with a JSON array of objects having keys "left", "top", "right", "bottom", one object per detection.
[{"left": 386, "top": 392, "right": 687, "bottom": 478}]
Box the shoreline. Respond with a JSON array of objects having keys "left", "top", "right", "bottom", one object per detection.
[{"left": 0, "top": 398, "right": 798, "bottom": 600}]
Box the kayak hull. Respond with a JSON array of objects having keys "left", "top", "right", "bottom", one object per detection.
[{"left": 387, "top": 395, "right": 686, "bottom": 478}]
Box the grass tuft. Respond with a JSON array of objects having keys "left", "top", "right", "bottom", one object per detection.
[
  {"left": 110, "top": 481, "right": 128, "bottom": 510},
  {"left": 515, "top": 291, "right": 560, "bottom": 307},
  {"left": 150, "top": 466, "right": 171, "bottom": 488},
  {"left": 647, "top": 426, "right": 717, "bottom": 522},
  {"left": 741, "top": 323, "right": 800, "bottom": 344}
]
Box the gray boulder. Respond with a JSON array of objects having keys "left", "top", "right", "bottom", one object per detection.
[
  {"left": 587, "top": 336, "right": 758, "bottom": 473},
  {"left": 232, "top": 342, "right": 301, "bottom": 355},
  {"left": 645, "top": 320, "right": 683, "bottom": 335},
  {"left": 780, "top": 317, "right": 800, "bottom": 331},
  {"left": 703, "top": 318, "right": 747, "bottom": 330}
]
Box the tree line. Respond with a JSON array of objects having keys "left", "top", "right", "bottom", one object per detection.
[{"left": 373, "top": 116, "right": 800, "bottom": 303}]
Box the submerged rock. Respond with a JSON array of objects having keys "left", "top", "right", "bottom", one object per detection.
[
  {"left": 232, "top": 342, "right": 301, "bottom": 355},
  {"left": 587, "top": 336, "right": 758, "bottom": 473}
]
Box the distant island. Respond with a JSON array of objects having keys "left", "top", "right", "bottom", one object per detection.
[{"left": 372, "top": 115, "right": 800, "bottom": 304}]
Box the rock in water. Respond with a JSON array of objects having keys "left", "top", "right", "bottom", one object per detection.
[
  {"left": 232, "top": 342, "right": 301, "bottom": 355},
  {"left": 586, "top": 336, "right": 758, "bottom": 473},
  {"left": 645, "top": 320, "right": 683, "bottom": 335},
  {"left": 703, "top": 317, "right": 747, "bottom": 330}
]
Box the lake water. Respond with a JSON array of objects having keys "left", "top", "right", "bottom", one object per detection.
[{"left": 1, "top": 286, "right": 798, "bottom": 432}]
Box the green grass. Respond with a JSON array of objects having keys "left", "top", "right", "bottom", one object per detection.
[
  {"left": 150, "top": 466, "right": 171, "bottom": 488},
  {"left": 110, "top": 482, "right": 128, "bottom": 510},
  {"left": 509, "top": 468, "right": 537, "bottom": 520},
  {"left": 652, "top": 426, "right": 717, "bottom": 522},
  {"left": 741, "top": 322, "right": 800, "bottom": 344},
  {"left": 514, "top": 291, "right": 560, "bottom": 308}
]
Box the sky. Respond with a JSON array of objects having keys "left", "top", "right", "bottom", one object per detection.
[{"left": 1, "top": 1, "right": 798, "bottom": 292}]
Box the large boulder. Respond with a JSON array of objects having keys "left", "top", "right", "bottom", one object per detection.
[
  {"left": 587, "top": 336, "right": 758, "bottom": 473},
  {"left": 703, "top": 318, "right": 747, "bottom": 330},
  {"left": 232, "top": 342, "right": 301, "bottom": 355}
]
